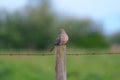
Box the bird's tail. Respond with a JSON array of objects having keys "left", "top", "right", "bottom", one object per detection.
[{"left": 50, "top": 45, "right": 55, "bottom": 52}]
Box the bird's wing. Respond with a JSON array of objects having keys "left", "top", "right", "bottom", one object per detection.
[
  {"left": 54, "top": 35, "right": 61, "bottom": 45},
  {"left": 50, "top": 35, "right": 61, "bottom": 52}
]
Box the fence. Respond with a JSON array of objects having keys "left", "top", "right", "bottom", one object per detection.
[{"left": 0, "top": 45, "right": 120, "bottom": 80}]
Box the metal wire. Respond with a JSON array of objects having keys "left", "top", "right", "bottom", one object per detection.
[{"left": 0, "top": 53, "right": 120, "bottom": 56}]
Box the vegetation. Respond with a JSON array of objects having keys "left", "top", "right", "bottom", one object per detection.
[
  {"left": 0, "top": 49, "right": 120, "bottom": 80},
  {"left": 0, "top": 0, "right": 109, "bottom": 50},
  {"left": 0, "top": 0, "right": 119, "bottom": 80},
  {"left": 109, "top": 32, "right": 120, "bottom": 44}
]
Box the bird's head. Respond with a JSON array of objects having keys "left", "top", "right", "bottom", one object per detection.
[{"left": 60, "top": 28, "right": 65, "bottom": 33}]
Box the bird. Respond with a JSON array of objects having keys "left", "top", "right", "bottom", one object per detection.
[{"left": 50, "top": 29, "right": 69, "bottom": 52}]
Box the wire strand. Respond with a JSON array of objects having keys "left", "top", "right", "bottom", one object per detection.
[{"left": 0, "top": 53, "right": 120, "bottom": 56}]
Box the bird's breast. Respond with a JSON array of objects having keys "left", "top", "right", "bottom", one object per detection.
[{"left": 60, "top": 33, "right": 68, "bottom": 45}]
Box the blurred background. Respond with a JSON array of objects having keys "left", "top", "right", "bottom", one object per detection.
[
  {"left": 0, "top": 0, "right": 120, "bottom": 80},
  {"left": 0, "top": 0, "right": 120, "bottom": 51}
]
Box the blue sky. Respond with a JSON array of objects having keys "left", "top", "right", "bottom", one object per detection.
[{"left": 0, "top": 0, "right": 120, "bottom": 35}]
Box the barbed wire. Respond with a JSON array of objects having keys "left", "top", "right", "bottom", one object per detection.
[{"left": 0, "top": 53, "right": 120, "bottom": 56}]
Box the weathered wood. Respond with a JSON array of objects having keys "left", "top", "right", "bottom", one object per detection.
[{"left": 55, "top": 45, "right": 66, "bottom": 80}]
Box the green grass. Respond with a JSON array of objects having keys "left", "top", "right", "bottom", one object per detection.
[{"left": 0, "top": 48, "right": 120, "bottom": 80}]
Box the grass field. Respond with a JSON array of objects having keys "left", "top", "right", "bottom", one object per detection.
[{"left": 0, "top": 48, "right": 120, "bottom": 80}]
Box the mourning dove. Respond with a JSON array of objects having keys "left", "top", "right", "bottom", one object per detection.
[{"left": 50, "top": 29, "right": 69, "bottom": 52}]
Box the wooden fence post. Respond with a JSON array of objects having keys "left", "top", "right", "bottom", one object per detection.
[{"left": 55, "top": 45, "right": 66, "bottom": 80}]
